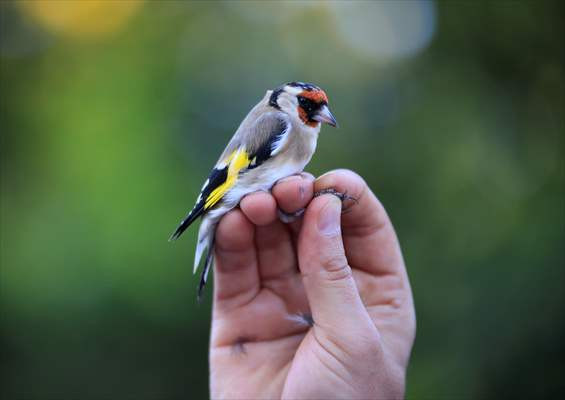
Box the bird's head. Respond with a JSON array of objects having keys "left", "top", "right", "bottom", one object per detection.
[{"left": 269, "top": 82, "right": 338, "bottom": 129}]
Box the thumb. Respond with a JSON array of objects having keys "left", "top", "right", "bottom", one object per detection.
[{"left": 298, "top": 194, "right": 372, "bottom": 331}]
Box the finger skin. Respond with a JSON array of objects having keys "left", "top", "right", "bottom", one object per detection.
[
  {"left": 272, "top": 174, "right": 315, "bottom": 214},
  {"left": 236, "top": 183, "right": 309, "bottom": 300},
  {"left": 209, "top": 170, "right": 413, "bottom": 400},
  {"left": 213, "top": 209, "right": 260, "bottom": 309},
  {"left": 314, "top": 170, "right": 415, "bottom": 366},
  {"left": 315, "top": 169, "right": 406, "bottom": 277},
  {"left": 272, "top": 173, "right": 314, "bottom": 235},
  {"left": 255, "top": 221, "right": 296, "bottom": 281},
  {"left": 297, "top": 194, "right": 376, "bottom": 333},
  {"left": 240, "top": 191, "right": 278, "bottom": 226}
]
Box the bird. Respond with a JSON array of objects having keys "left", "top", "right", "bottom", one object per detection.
[{"left": 170, "top": 82, "right": 338, "bottom": 301}]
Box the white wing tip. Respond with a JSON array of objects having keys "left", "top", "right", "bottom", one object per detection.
[{"left": 193, "top": 240, "right": 206, "bottom": 274}]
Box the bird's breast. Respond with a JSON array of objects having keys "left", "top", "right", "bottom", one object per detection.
[
  {"left": 288, "top": 125, "right": 319, "bottom": 163},
  {"left": 222, "top": 125, "right": 319, "bottom": 208}
]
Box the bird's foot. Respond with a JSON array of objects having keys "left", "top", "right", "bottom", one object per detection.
[
  {"left": 278, "top": 207, "right": 305, "bottom": 223},
  {"left": 313, "top": 188, "right": 358, "bottom": 213}
]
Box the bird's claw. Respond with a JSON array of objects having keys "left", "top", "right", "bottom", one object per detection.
[
  {"left": 278, "top": 189, "right": 358, "bottom": 222},
  {"left": 278, "top": 207, "right": 305, "bottom": 223},
  {"left": 313, "top": 188, "right": 358, "bottom": 213}
]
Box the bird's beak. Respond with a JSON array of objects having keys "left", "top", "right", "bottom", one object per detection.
[{"left": 313, "top": 105, "right": 338, "bottom": 127}]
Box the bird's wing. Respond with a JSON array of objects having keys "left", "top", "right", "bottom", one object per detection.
[{"left": 169, "top": 112, "right": 291, "bottom": 240}]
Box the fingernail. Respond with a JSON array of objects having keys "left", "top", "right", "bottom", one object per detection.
[{"left": 317, "top": 196, "right": 342, "bottom": 236}]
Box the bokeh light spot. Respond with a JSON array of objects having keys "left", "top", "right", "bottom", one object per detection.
[
  {"left": 329, "top": 0, "right": 437, "bottom": 61},
  {"left": 18, "top": 0, "right": 144, "bottom": 39}
]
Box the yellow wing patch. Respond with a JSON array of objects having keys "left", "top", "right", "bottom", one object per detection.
[{"left": 204, "top": 148, "right": 250, "bottom": 210}]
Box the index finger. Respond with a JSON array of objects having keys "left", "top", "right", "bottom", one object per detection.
[{"left": 314, "top": 169, "right": 405, "bottom": 277}]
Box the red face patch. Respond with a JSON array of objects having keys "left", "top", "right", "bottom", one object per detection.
[
  {"left": 297, "top": 107, "right": 318, "bottom": 127},
  {"left": 299, "top": 89, "right": 328, "bottom": 104}
]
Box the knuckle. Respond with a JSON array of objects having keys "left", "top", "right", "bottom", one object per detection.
[
  {"left": 321, "top": 258, "right": 352, "bottom": 283},
  {"left": 316, "top": 241, "right": 352, "bottom": 282}
]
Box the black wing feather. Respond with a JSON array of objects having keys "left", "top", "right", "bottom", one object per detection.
[
  {"left": 169, "top": 113, "right": 289, "bottom": 241},
  {"left": 248, "top": 116, "right": 288, "bottom": 169},
  {"left": 169, "top": 165, "right": 228, "bottom": 241}
]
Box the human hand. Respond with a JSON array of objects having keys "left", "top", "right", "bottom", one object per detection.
[{"left": 209, "top": 170, "right": 416, "bottom": 399}]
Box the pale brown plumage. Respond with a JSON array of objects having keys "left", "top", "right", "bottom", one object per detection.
[{"left": 170, "top": 82, "right": 337, "bottom": 301}]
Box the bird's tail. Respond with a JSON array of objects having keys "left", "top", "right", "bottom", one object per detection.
[
  {"left": 169, "top": 206, "right": 200, "bottom": 241},
  {"left": 194, "top": 216, "right": 218, "bottom": 302}
]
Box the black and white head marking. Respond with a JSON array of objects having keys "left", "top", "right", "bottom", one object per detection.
[
  {"left": 287, "top": 81, "right": 320, "bottom": 91},
  {"left": 269, "top": 81, "right": 322, "bottom": 110},
  {"left": 269, "top": 87, "right": 284, "bottom": 109}
]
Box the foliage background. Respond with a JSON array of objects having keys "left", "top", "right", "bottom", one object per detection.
[{"left": 1, "top": 1, "right": 563, "bottom": 398}]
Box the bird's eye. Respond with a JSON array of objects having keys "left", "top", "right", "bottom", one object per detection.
[{"left": 297, "top": 96, "right": 315, "bottom": 112}]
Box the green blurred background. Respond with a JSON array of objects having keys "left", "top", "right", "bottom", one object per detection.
[{"left": 1, "top": 0, "right": 563, "bottom": 398}]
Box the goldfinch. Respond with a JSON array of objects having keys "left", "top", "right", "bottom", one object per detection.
[{"left": 170, "top": 82, "right": 338, "bottom": 301}]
